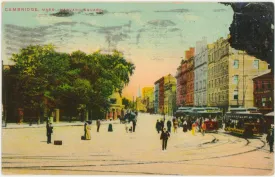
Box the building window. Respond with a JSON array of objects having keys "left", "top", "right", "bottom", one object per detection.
[
  {"left": 255, "top": 83, "right": 258, "bottom": 91},
  {"left": 233, "top": 75, "right": 239, "bottom": 84},
  {"left": 268, "top": 82, "right": 271, "bottom": 89},
  {"left": 262, "top": 81, "right": 265, "bottom": 89},
  {"left": 262, "top": 97, "right": 266, "bottom": 107},
  {"left": 233, "top": 90, "right": 238, "bottom": 100},
  {"left": 233, "top": 59, "right": 239, "bottom": 69},
  {"left": 253, "top": 60, "right": 259, "bottom": 69}
]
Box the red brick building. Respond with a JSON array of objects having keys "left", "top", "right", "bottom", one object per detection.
[
  {"left": 176, "top": 47, "right": 195, "bottom": 107},
  {"left": 185, "top": 56, "right": 194, "bottom": 106},
  {"left": 155, "top": 77, "right": 165, "bottom": 113},
  {"left": 253, "top": 71, "right": 274, "bottom": 115}
]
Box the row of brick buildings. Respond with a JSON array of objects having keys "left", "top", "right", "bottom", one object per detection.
[
  {"left": 176, "top": 36, "right": 273, "bottom": 114},
  {"left": 152, "top": 74, "right": 177, "bottom": 115}
]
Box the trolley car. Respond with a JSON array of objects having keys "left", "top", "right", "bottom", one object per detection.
[
  {"left": 189, "top": 111, "right": 222, "bottom": 132},
  {"left": 224, "top": 111, "right": 264, "bottom": 137}
]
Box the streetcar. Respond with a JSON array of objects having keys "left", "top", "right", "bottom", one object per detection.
[
  {"left": 174, "top": 107, "right": 192, "bottom": 118},
  {"left": 189, "top": 111, "right": 223, "bottom": 132},
  {"left": 224, "top": 111, "right": 264, "bottom": 137}
]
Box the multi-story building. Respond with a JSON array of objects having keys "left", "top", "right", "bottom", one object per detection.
[
  {"left": 176, "top": 66, "right": 183, "bottom": 107},
  {"left": 253, "top": 71, "right": 274, "bottom": 115},
  {"left": 164, "top": 74, "right": 177, "bottom": 116},
  {"left": 136, "top": 96, "right": 146, "bottom": 112},
  {"left": 194, "top": 37, "right": 208, "bottom": 106},
  {"left": 185, "top": 56, "right": 194, "bottom": 106},
  {"left": 154, "top": 83, "right": 159, "bottom": 113},
  {"left": 207, "top": 36, "right": 269, "bottom": 112},
  {"left": 142, "top": 87, "right": 154, "bottom": 112},
  {"left": 154, "top": 77, "right": 165, "bottom": 113},
  {"left": 176, "top": 48, "right": 194, "bottom": 107}
]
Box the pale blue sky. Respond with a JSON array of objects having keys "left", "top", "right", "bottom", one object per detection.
[{"left": 2, "top": 2, "right": 234, "bottom": 97}]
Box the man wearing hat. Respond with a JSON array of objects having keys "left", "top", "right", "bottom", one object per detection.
[
  {"left": 160, "top": 128, "right": 170, "bottom": 151},
  {"left": 46, "top": 122, "right": 53, "bottom": 144},
  {"left": 266, "top": 125, "right": 274, "bottom": 153}
]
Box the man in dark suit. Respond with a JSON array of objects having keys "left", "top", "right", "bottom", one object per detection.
[
  {"left": 132, "top": 119, "right": 137, "bottom": 132},
  {"left": 46, "top": 123, "right": 53, "bottom": 144},
  {"left": 160, "top": 128, "right": 170, "bottom": 151},
  {"left": 266, "top": 126, "right": 274, "bottom": 153}
]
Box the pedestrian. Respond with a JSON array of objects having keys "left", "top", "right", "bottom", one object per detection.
[
  {"left": 167, "top": 120, "right": 172, "bottom": 133},
  {"left": 187, "top": 118, "right": 192, "bottom": 131},
  {"left": 132, "top": 119, "right": 137, "bottom": 132},
  {"left": 85, "top": 121, "right": 92, "bottom": 140},
  {"left": 84, "top": 122, "right": 87, "bottom": 139},
  {"left": 183, "top": 120, "right": 187, "bottom": 132},
  {"left": 199, "top": 117, "right": 203, "bottom": 131},
  {"left": 201, "top": 121, "right": 206, "bottom": 136},
  {"left": 173, "top": 119, "right": 178, "bottom": 133},
  {"left": 160, "top": 128, "right": 170, "bottom": 151},
  {"left": 125, "top": 121, "right": 130, "bottom": 133},
  {"left": 96, "top": 119, "right": 101, "bottom": 132},
  {"left": 192, "top": 122, "right": 196, "bottom": 136},
  {"left": 160, "top": 119, "right": 165, "bottom": 130},
  {"left": 266, "top": 126, "right": 274, "bottom": 153},
  {"left": 46, "top": 122, "right": 53, "bottom": 144},
  {"left": 156, "top": 120, "right": 161, "bottom": 133},
  {"left": 108, "top": 124, "right": 113, "bottom": 132}
]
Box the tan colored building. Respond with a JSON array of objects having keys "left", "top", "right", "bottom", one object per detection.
[
  {"left": 207, "top": 37, "right": 269, "bottom": 112},
  {"left": 164, "top": 74, "right": 176, "bottom": 116},
  {"left": 142, "top": 87, "right": 154, "bottom": 112},
  {"left": 136, "top": 96, "right": 146, "bottom": 112},
  {"left": 105, "top": 92, "right": 125, "bottom": 120}
]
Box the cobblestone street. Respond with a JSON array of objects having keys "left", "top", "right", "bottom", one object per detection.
[{"left": 2, "top": 113, "right": 274, "bottom": 175}]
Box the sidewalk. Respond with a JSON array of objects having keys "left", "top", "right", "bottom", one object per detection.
[{"left": 2, "top": 120, "right": 120, "bottom": 129}]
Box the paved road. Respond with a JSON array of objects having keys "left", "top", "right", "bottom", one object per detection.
[{"left": 2, "top": 113, "right": 274, "bottom": 175}]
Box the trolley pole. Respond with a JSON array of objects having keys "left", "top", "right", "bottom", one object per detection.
[{"left": 243, "top": 51, "right": 245, "bottom": 107}]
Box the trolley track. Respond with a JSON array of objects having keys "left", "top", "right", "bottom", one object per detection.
[{"left": 2, "top": 132, "right": 268, "bottom": 173}]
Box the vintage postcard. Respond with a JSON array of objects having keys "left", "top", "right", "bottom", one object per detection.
[{"left": 1, "top": 1, "right": 274, "bottom": 175}]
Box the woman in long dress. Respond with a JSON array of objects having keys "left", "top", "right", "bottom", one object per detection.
[{"left": 85, "top": 122, "right": 92, "bottom": 140}]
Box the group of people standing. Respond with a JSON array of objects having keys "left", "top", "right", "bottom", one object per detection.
[
  {"left": 155, "top": 116, "right": 208, "bottom": 151},
  {"left": 83, "top": 119, "right": 101, "bottom": 140},
  {"left": 125, "top": 119, "right": 137, "bottom": 133}
]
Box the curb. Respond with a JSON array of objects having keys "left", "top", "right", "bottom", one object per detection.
[{"left": 2, "top": 121, "right": 121, "bottom": 129}]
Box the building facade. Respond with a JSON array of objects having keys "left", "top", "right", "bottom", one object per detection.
[
  {"left": 207, "top": 37, "right": 269, "bottom": 112},
  {"left": 164, "top": 74, "right": 177, "bottom": 116},
  {"left": 154, "top": 83, "right": 159, "bottom": 113},
  {"left": 253, "top": 71, "right": 274, "bottom": 115},
  {"left": 176, "top": 66, "right": 183, "bottom": 107},
  {"left": 176, "top": 47, "right": 194, "bottom": 107},
  {"left": 106, "top": 92, "right": 125, "bottom": 120},
  {"left": 154, "top": 77, "right": 165, "bottom": 114},
  {"left": 194, "top": 37, "right": 208, "bottom": 106},
  {"left": 142, "top": 87, "right": 154, "bottom": 112},
  {"left": 185, "top": 56, "right": 194, "bottom": 106}
]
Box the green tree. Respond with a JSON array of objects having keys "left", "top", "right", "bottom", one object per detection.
[{"left": 6, "top": 45, "right": 135, "bottom": 122}]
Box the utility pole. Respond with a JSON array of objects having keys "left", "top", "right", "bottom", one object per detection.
[{"left": 243, "top": 51, "right": 245, "bottom": 107}]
